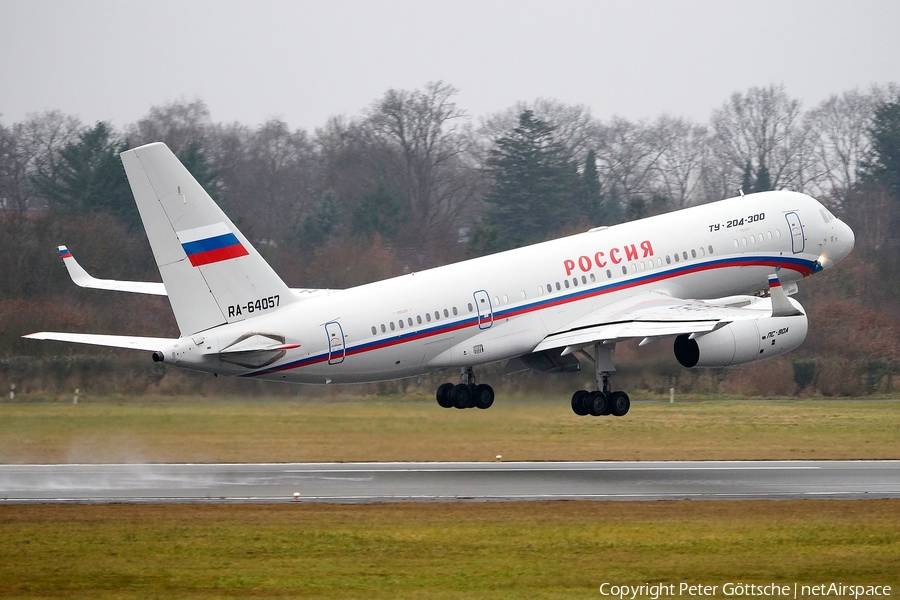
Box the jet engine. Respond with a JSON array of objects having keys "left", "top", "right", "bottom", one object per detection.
[{"left": 674, "top": 312, "right": 808, "bottom": 368}]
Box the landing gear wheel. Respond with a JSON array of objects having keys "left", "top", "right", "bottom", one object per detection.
[
  {"left": 450, "top": 383, "right": 473, "bottom": 409},
  {"left": 587, "top": 391, "right": 608, "bottom": 416},
  {"left": 609, "top": 391, "right": 630, "bottom": 417},
  {"left": 571, "top": 390, "right": 590, "bottom": 416},
  {"left": 436, "top": 382, "right": 454, "bottom": 408},
  {"left": 474, "top": 384, "right": 495, "bottom": 409}
]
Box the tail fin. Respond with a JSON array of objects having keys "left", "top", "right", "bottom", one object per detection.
[
  {"left": 121, "top": 142, "right": 295, "bottom": 336},
  {"left": 768, "top": 273, "right": 802, "bottom": 317}
]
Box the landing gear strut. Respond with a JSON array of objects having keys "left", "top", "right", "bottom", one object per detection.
[
  {"left": 570, "top": 342, "right": 630, "bottom": 417},
  {"left": 436, "top": 366, "right": 494, "bottom": 410}
]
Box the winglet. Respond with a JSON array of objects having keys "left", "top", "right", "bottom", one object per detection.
[
  {"left": 57, "top": 245, "right": 167, "bottom": 296},
  {"left": 769, "top": 274, "right": 803, "bottom": 317}
]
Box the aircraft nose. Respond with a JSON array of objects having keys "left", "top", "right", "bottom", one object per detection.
[{"left": 817, "top": 218, "right": 854, "bottom": 271}]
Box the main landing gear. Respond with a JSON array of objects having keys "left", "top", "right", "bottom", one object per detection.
[
  {"left": 436, "top": 366, "right": 495, "bottom": 410},
  {"left": 571, "top": 343, "right": 630, "bottom": 417}
]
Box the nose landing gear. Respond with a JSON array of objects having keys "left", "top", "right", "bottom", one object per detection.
[{"left": 436, "top": 366, "right": 495, "bottom": 409}]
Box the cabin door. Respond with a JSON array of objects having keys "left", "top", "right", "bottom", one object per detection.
[
  {"left": 325, "top": 321, "right": 345, "bottom": 365},
  {"left": 473, "top": 290, "right": 493, "bottom": 330}
]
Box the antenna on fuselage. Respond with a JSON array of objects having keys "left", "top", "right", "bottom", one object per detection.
[{"left": 739, "top": 188, "right": 745, "bottom": 197}]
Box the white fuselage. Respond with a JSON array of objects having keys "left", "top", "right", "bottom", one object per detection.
[{"left": 164, "top": 191, "right": 854, "bottom": 383}]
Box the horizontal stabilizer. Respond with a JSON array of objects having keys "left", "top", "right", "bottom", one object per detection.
[
  {"left": 23, "top": 332, "right": 177, "bottom": 352},
  {"left": 57, "top": 246, "right": 167, "bottom": 295}
]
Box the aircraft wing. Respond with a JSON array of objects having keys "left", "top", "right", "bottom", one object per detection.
[
  {"left": 22, "top": 332, "right": 177, "bottom": 352},
  {"left": 533, "top": 291, "right": 775, "bottom": 354},
  {"left": 57, "top": 245, "right": 339, "bottom": 298}
]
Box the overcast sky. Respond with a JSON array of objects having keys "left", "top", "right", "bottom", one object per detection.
[{"left": 1, "top": 0, "right": 898, "bottom": 131}]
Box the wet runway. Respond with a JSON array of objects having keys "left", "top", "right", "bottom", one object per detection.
[{"left": 1, "top": 461, "right": 898, "bottom": 503}]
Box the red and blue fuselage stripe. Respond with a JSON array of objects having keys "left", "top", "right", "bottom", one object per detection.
[
  {"left": 182, "top": 233, "right": 249, "bottom": 267},
  {"left": 243, "top": 254, "right": 817, "bottom": 378}
]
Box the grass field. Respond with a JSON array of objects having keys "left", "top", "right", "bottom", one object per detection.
[
  {"left": 1, "top": 500, "right": 898, "bottom": 599},
  {"left": 0, "top": 395, "right": 898, "bottom": 463}
]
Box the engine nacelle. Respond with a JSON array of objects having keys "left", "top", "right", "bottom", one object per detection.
[{"left": 674, "top": 312, "right": 808, "bottom": 368}]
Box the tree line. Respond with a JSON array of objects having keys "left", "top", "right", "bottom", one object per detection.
[{"left": 2, "top": 81, "right": 900, "bottom": 396}]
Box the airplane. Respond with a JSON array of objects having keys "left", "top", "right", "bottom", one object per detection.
[{"left": 25, "top": 142, "right": 855, "bottom": 416}]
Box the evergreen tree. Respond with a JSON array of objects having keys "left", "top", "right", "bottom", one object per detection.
[
  {"left": 754, "top": 161, "right": 772, "bottom": 192},
  {"left": 477, "top": 110, "right": 579, "bottom": 254},
  {"left": 580, "top": 149, "right": 602, "bottom": 223},
  {"left": 352, "top": 181, "right": 403, "bottom": 240},
  {"left": 740, "top": 161, "right": 753, "bottom": 195},
  {"left": 300, "top": 189, "right": 339, "bottom": 246},
  {"left": 33, "top": 122, "right": 137, "bottom": 224},
  {"left": 177, "top": 141, "right": 218, "bottom": 200},
  {"left": 861, "top": 97, "right": 900, "bottom": 200}
]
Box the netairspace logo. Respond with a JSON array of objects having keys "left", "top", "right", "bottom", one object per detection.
[{"left": 599, "top": 583, "right": 892, "bottom": 600}]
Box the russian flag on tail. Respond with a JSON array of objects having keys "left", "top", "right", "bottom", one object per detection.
[
  {"left": 59, "top": 246, "right": 73, "bottom": 260},
  {"left": 767, "top": 274, "right": 781, "bottom": 288},
  {"left": 178, "top": 223, "right": 249, "bottom": 267}
]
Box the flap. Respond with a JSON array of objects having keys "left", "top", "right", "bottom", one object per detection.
[{"left": 533, "top": 291, "right": 774, "bottom": 353}]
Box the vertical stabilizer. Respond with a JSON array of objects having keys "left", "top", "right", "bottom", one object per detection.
[
  {"left": 768, "top": 274, "right": 802, "bottom": 317},
  {"left": 120, "top": 142, "right": 295, "bottom": 336}
]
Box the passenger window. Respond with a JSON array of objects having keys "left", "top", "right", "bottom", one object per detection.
[
  {"left": 493, "top": 297, "right": 499, "bottom": 306},
  {"left": 666, "top": 255, "right": 671, "bottom": 264},
  {"left": 520, "top": 290, "right": 526, "bottom": 299},
  {"left": 503, "top": 294, "right": 509, "bottom": 303},
  {"left": 390, "top": 322, "right": 395, "bottom": 331},
  {"left": 682, "top": 251, "right": 688, "bottom": 260},
  {"left": 657, "top": 257, "right": 663, "bottom": 267},
  {"left": 398, "top": 320, "right": 404, "bottom": 329},
  {"left": 606, "top": 269, "right": 612, "bottom": 278},
  {"left": 590, "top": 273, "right": 596, "bottom": 282},
  {"left": 381, "top": 324, "right": 386, "bottom": 333},
  {"left": 434, "top": 311, "right": 440, "bottom": 320},
  {"left": 564, "top": 280, "right": 570, "bottom": 289},
  {"left": 443, "top": 309, "right": 449, "bottom": 317},
  {"left": 581, "top": 276, "right": 587, "bottom": 284},
  {"left": 371, "top": 326, "right": 377, "bottom": 335},
  {"left": 572, "top": 278, "right": 578, "bottom": 287},
  {"left": 467, "top": 303, "right": 473, "bottom": 312},
  {"left": 691, "top": 249, "right": 697, "bottom": 258},
  {"left": 742, "top": 237, "right": 747, "bottom": 246},
  {"left": 775, "top": 230, "right": 781, "bottom": 238},
  {"left": 621, "top": 266, "right": 628, "bottom": 275},
  {"left": 699, "top": 248, "right": 705, "bottom": 257},
  {"left": 452, "top": 307, "right": 458, "bottom": 316},
  {"left": 408, "top": 318, "right": 413, "bottom": 326},
  {"left": 767, "top": 231, "right": 772, "bottom": 240},
  {"left": 555, "top": 282, "right": 561, "bottom": 291},
  {"left": 750, "top": 235, "right": 756, "bottom": 244},
  {"left": 417, "top": 315, "right": 422, "bottom": 324},
  {"left": 708, "top": 245, "right": 714, "bottom": 254},
  {"left": 538, "top": 286, "right": 544, "bottom": 295},
  {"left": 674, "top": 254, "right": 680, "bottom": 263},
  {"left": 733, "top": 239, "right": 739, "bottom": 248}
]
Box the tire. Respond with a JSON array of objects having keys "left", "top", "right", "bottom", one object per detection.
[
  {"left": 436, "top": 382, "right": 454, "bottom": 408},
  {"left": 571, "top": 390, "right": 590, "bottom": 416},
  {"left": 450, "top": 383, "right": 473, "bottom": 409},
  {"left": 474, "top": 384, "right": 495, "bottom": 409},
  {"left": 588, "top": 391, "right": 607, "bottom": 416},
  {"left": 609, "top": 391, "right": 631, "bottom": 417}
]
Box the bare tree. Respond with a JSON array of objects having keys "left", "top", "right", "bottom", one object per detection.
[
  {"left": 125, "top": 99, "right": 212, "bottom": 155},
  {"left": 805, "top": 84, "right": 900, "bottom": 197},
  {"left": 593, "top": 117, "right": 665, "bottom": 209},
  {"left": 362, "top": 81, "right": 475, "bottom": 235},
  {"left": 649, "top": 115, "right": 709, "bottom": 207},
  {"left": 709, "top": 85, "right": 808, "bottom": 192}
]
